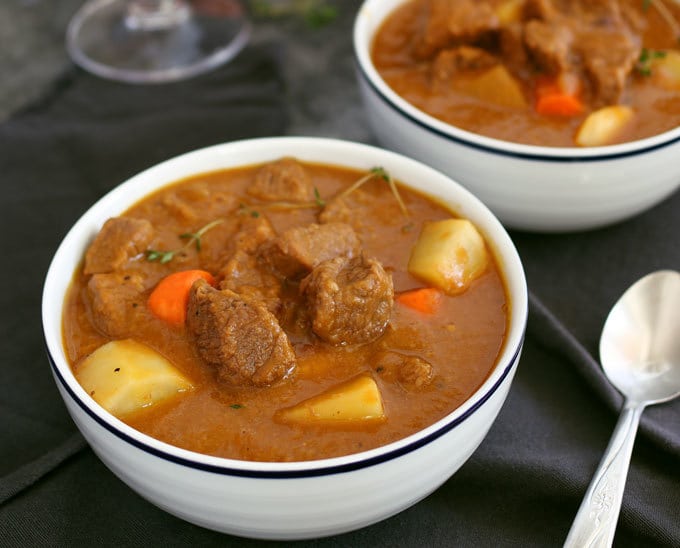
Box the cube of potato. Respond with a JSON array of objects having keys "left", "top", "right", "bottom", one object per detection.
[
  {"left": 456, "top": 65, "right": 527, "bottom": 109},
  {"left": 651, "top": 50, "right": 680, "bottom": 90},
  {"left": 408, "top": 219, "right": 489, "bottom": 295},
  {"left": 76, "top": 339, "right": 193, "bottom": 418},
  {"left": 277, "top": 375, "right": 385, "bottom": 424},
  {"left": 575, "top": 105, "right": 634, "bottom": 147},
  {"left": 495, "top": 0, "right": 525, "bottom": 24}
]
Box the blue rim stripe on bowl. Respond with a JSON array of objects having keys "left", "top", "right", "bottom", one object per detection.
[
  {"left": 47, "top": 332, "right": 524, "bottom": 479},
  {"left": 355, "top": 60, "right": 680, "bottom": 163}
]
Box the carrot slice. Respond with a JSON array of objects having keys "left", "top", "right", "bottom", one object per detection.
[
  {"left": 396, "top": 287, "right": 442, "bottom": 315},
  {"left": 536, "top": 93, "right": 584, "bottom": 116},
  {"left": 534, "top": 74, "right": 584, "bottom": 117},
  {"left": 148, "top": 270, "right": 215, "bottom": 325}
]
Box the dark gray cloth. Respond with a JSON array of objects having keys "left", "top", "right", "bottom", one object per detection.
[{"left": 1, "top": 40, "right": 679, "bottom": 548}]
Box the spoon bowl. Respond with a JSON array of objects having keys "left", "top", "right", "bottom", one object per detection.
[
  {"left": 565, "top": 270, "right": 680, "bottom": 547},
  {"left": 600, "top": 270, "right": 680, "bottom": 405}
]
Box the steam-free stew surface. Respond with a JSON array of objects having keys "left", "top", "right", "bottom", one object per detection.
[{"left": 63, "top": 161, "right": 507, "bottom": 461}]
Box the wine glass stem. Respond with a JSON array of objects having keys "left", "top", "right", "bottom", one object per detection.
[{"left": 126, "top": 0, "right": 190, "bottom": 31}]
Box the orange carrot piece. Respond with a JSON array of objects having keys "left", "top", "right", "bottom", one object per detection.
[
  {"left": 396, "top": 287, "right": 442, "bottom": 314},
  {"left": 148, "top": 270, "right": 215, "bottom": 325},
  {"left": 535, "top": 93, "right": 584, "bottom": 116},
  {"left": 534, "top": 74, "right": 584, "bottom": 117}
]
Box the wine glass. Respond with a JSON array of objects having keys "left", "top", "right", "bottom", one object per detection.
[{"left": 66, "top": 0, "right": 251, "bottom": 84}]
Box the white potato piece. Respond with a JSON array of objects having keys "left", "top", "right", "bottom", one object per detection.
[
  {"left": 651, "top": 49, "right": 680, "bottom": 90},
  {"left": 277, "top": 375, "right": 385, "bottom": 424},
  {"left": 575, "top": 105, "right": 634, "bottom": 147},
  {"left": 408, "top": 219, "right": 489, "bottom": 295},
  {"left": 456, "top": 65, "right": 527, "bottom": 109},
  {"left": 76, "top": 339, "right": 193, "bottom": 418},
  {"left": 495, "top": 0, "right": 525, "bottom": 24}
]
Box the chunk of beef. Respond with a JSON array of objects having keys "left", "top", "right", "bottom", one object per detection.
[
  {"left": 318, "top": 191, "right": 372, "bottom": 234},
  {"left": 415, "top": 0, "right": 456, "bottom": 58},
  {"left": 523, "top": 19, "right": 574, "bottom": 73},
  {"left": 301, "top": 255, "right": 393, "bottom": 346},
  {"left": 233, "top": 215, "right": 276, "bottom": 253},
  {"left": 416, "top": 0, "right": 499, "bottom": 58},
  {"left": 446, "top": 0, "right": 499, "bottom": 42},
  {"left": 247, "top": 158, "right": 313, "bottom": 203},
  {"left": 521, "top": 0, "right": 640, "bottom": 104},
  {"left": 84, "top": 217, "right": 154, "bottom": 275},
  {"left": 264, "top": 222, "right": 360, "bottom": 279},
  {"left": 87, "top": 272, "right": 146, "bottom": 338},
  {"left": 577, "top": 30, "right": 640, "bottom": 105},
  {"left": 570, "top": 0, "right": 623, "bottom": 27},
  {"left": 373, "top": 350, "right": 433, "bottom": 390},
  {"left": 218, "top": 249, "right": 282, "bottom": 314},
  {"left": 431, "top": 46, "right": 498, "bottom": 82},
  {"left": 186, "top": 279, "right": 295, "bottom": 386},
  {"left": 523, "top": 0, "right": 560, "bottom": 22},
  {"left": 499, "top": 23, "right": 529, "bottom": 74},
  {"left": 201, "top": 215, "right": 275, "bottom": 274}
]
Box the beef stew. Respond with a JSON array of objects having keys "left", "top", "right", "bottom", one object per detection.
[
  {"left": 371, "top": 0, "right": 680, "bottom": 147},
  {"left": 62, "top": 159, "right": 508, "bottom": 462}
]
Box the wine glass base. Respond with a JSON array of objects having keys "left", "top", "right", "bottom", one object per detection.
[{"left": 66, "top": 0, "right": 251, "bottom": 84}]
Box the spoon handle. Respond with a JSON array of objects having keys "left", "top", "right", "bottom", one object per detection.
[{"left": 563, "top": 401, "right": 644, "bottom": 548}]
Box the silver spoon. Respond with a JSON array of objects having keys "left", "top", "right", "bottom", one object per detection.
[{"left": 564, "top": 270, "right": 680, "bottom": 548}]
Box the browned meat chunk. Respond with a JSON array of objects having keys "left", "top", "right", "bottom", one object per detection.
[
  {"left": 523, "top": 0, "right": 559, "bottom": 22},
  {"left": 84, "top": 217, "right": 154, "bottom": 275},
  {"left": 431, "top": 46, "right": 498, "bottom": 82},
  {"left": 247, "top": 158, "right": 313, "bottom": 203},
  {"left": 264, "top": 222, "right": 360, "bottom": 279},
  {"left": 521, "top": 0, "right": 640, "bottom": 104},
  {"left": 373, "top": 350, "right": 433, "bottom": 390},
  {"left": 201, "top": 215, "right": 276, "bottom": 274},
  {"left": 447, "top": 0, "right": 499, "bottom": 42},
  {"left": 416, "top": 0, "right": 499, "bottom": 58},
  {"left": 186, "top": 279, "right": 296, "bottom": 386},
  {"left": 499, "top": 23, "right": 529, "bottom": 74},
  {"left": 301, "top": 255, "right": 393, "bottom": 346},
  {"left": 577, "top": 30, "right": 640, "bottom": 105},
  {"left": 415, "top": 0, "right": 456, "bottom": 58},
  {"left": 571, "top": 0, "right": 623, "bottom": 26},
  {"left": 318, "top": 191, "right": 372, "bottom": 234},
  {"left": 523, "top": 20, "right": 573, "bottom": 73},
  {"left": 87, "top": 272, "right": 146, "bottom": 338},
  {"left": 232, "top": 215, "right": 276, "bottom": 253},
  {"left": 218, "top": 249, "right": 282, "bottom": 314}
]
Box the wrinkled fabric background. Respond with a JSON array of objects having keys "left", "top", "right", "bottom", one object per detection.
[{"left": 1, "top": 5, "right": 679, "bottom": 547}]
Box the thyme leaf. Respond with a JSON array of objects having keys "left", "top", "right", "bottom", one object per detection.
[
  {"left": 335, "top": 166, "right": 409, "bottom": 218},
  {"left": 636, "top": 47, "right": 667, "bottom": 75},
  {"left": 146, "top": 219, "right": 225, "bottom": 264},
  {"left": 314, "top": 186, "right": 325, "bottom": 207}
]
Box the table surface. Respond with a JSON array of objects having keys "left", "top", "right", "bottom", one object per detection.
[
  {"left": 0, "top": 0, "right": 372, "bottom": 140},
  {"left": 1, "top": 2, "right": 679, "bottom": 547}
]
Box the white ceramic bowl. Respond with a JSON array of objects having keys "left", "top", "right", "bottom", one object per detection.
[
  {"left": 42, "top": 137, "right": 527, "bottom": 540},
  {"left": 354, "top": 0, "right": 680, "bottom": 232}
]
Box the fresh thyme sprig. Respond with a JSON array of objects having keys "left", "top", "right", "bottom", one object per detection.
[
  {"left": 335, "top": 166, "right": 409, "bottom": 217},
  {"left": 146, "top": 219, "right": 225, "bottom": 264},
  {"left": 240, "top": 186, "right": 326, "bottom": 212},
  {"left": 146, "top": 167, "right": 407, "bottom": 265},
  {"left": 314, "top": 187, "right": 325, "bottom": 207},
  {"left": 636, "top": 48, "right": 667, "bottom": 75}
]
